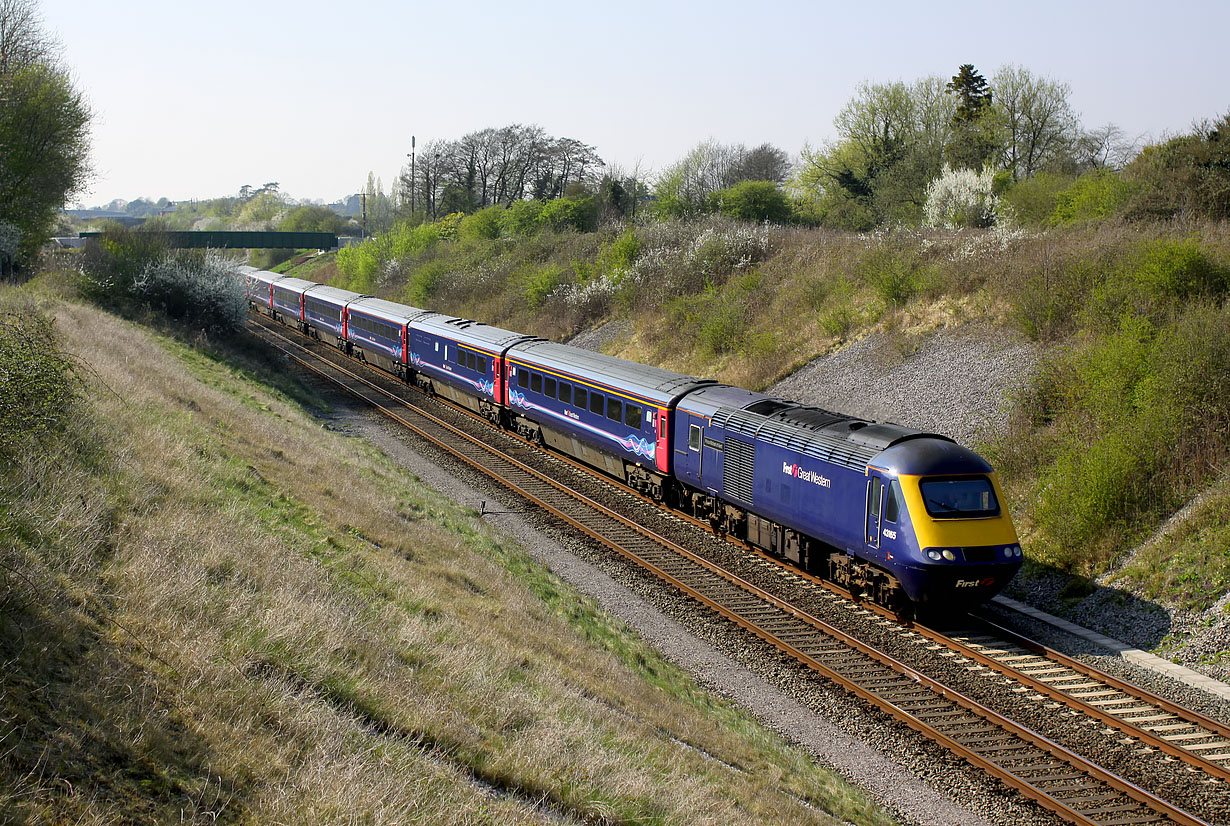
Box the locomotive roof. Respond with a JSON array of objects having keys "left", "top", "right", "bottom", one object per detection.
[
  {"left": 871, "top": 438, "right": 992, "bottom": 477},
  {"left": 413, "top": 314, "right": 538, "bottom": 353},
  {"left": 507, "top": 340, "right": 714, "bottom": 405},
  {"left": 682, "top": 384, "right": 957, "bottom": 473},
  {"left": 348, "top": 297, "right": 431, "bottom": 325}
]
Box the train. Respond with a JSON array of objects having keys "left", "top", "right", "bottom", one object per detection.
[{"left": 242, "top": 265, "right": 1023, "bottom": 613}]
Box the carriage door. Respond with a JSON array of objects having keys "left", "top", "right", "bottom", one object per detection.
[{"left": 865, "top": 475, "right": 883, "bottom": 549}]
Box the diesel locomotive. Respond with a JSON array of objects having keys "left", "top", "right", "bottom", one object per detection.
[{"left": 244, "top": 266, "right": 1023, "bottom": 612}]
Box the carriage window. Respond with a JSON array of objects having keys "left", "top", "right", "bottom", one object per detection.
[
  {"left": 688, "top": 424, "right": 701, "bottom": 451},
  {"left": 625, "top": 403, "right": 641, "bottom": 428},
  {"left": 478, "top": 356, "right": 487, "bottom": 374},
  {"left": 607, "top": 397, "right": 621, "bottom": 422},
  {"left": 517, "top": 369, "right": 527, "bottom": 388},
  {"left": 530, "top": 373, "right": 542, "bottom": 394},
  {"left": 544, "top": 377, "right": 556, "bottom": 398},
  {"left": 573, "top": 386, "right": 586, "bottom": 410},
  {"left": 589, "top": 391, "right": 603, "bottom": 415},
  {"left": 558, "top": 382, "right": 571, "bottom": 405}
]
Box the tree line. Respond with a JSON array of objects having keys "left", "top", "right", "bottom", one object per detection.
[{"left": 0, "top": 0, "right": 90, "bottom": 273}]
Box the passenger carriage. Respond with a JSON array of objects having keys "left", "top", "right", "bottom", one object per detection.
[
  {"left": 503, "top": 341, "right": 713, "bottom": 498},
  {"left": 344, "top": 297, "right": 428, "bottom": 378},
  {"left": 302, "top": 285, "right": 363, "bottom": 347},
  {"left": 269, "top": 276, "right": 320, "bottom": 333},
  {"left": 244, "top": 268, "right": 285, "bottom": 315},
  {"left": 407, "top": 315, "right": 535, "bottom": 424}
]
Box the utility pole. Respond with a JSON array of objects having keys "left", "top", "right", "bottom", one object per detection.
[{"left": 409, "top": 135, "right": 416, "bottom": 216}]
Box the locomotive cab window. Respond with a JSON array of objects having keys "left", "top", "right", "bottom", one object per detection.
[
  {"left": 884, "top": 481, "right": 901, "bottom": 523},
  {"left": 688, "top": 424, "right": 701, "bottom": 451},
  {"left": 919, "top": 476, "right": 1000, "bottom": 519}
]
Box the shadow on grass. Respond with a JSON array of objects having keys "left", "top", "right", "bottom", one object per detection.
[{"left": 0, "top": 564, "right": 250, "bottom": 823}]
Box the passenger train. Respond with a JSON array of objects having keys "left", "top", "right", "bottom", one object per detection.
[{"left": 243, "top": 266, "right": 1023, "bottom": 613}]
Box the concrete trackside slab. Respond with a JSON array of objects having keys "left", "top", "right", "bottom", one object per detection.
[{"left": 993, "top": 595, "right": 1230, "bottom": 702}]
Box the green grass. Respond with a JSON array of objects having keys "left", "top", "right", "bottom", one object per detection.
[{"left": 0, "top": 282, "right": 894, "bottom": 826}]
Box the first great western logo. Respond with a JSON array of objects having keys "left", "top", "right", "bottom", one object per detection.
[{"left": 783, "top": 462, "right": 831, "bottom": 489}]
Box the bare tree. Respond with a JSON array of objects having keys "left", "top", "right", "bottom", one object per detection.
[
  {"left": 0, "top": 0, "right": 52, "bottom": 75},
  {"left": 729, "top": 143, "right": 791, "bottom": 184},
  {"left": 992, "top": 65, "right": 1081, "bottom": 180},
  {"left": 1077, "top": 123, "right": 1138, "bottom": 171}
]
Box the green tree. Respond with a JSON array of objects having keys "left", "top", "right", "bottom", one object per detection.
[
  {"left": 792, "top": 79, "right": 951, "bottom": 226},
  {"left": 992, "top": 64, "right": 1080, "bottom": 180},
  {"left": 944, "top": 64, "right": 999, "bottom": 170},
  {"left": 0, "top": 0, "right": 91, "bottom": 269}
]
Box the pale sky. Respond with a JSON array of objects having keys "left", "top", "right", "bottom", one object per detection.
[{"left": 42, "top": 0, "right": 1230, "bottom": 208}]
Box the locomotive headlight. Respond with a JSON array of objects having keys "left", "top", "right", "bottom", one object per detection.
[
  {"left": 941, "top": 549, "right": 956, "bottom": 561},
  {"left": 926, "top": 550, "right": 942, "bottom": 561},
  {"left": 1014, "top": 545, "right": 1023, "bottom": 557},
  {"left": 1002, "top": 546, "right": 1014, "bottom": 559}
]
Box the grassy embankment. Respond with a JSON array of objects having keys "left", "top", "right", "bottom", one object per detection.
[
  {"left": 288, "top": 217, "right": 1230, "bottom": 611},
  {"left": 0, "top": 274, "right": 895, "bottom": 825}
]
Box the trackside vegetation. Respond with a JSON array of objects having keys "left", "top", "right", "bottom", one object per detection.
[
  {"left": 289, "top": 208, "right": 1230, "bottom": 610},
  {"left": 0, "top": 277, "right": 896, "bottom": 825}
]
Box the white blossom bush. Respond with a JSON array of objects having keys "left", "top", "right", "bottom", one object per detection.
[
  {"left": 923, "top": 165, "right": 1003, "bottom": 229},
  {"left": 134, "top": 250, "right": 247, "bottom": 332}
]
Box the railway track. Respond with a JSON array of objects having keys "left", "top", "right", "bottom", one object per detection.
[{"left": 247, "top": 315, "right": 1212, "bottom": 826}]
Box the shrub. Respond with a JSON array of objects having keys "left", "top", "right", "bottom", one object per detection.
[
  {"left": 80, "top": 227, "right": 169, "bottom": 303},
  {"left": 133, "top": 250, "right": 247, "bottom": 333},
  {"left": 1049, "top": 170, "right": 1136, "bottom": 225},
  {"left": 458, "top": 206, "right": 503, "bottom": 241},
  {"left": 710, "top": 181, "right": 792, "bottom": 223},
  {"left": 1001, "top": 172, "right": 1076, "bottom": 226},
  {"left": 922, "top": 165, "right": 1002, "bottom": 229},
  {"left": 540, "top": 196, "right": 598, "bottom": 233},
  {"left": 1085, "top": 237, "right": 1229, "bottom": 328},
  {"left": 523, "top": 264, "right": 567, "bottom": 308},
  {"left": 499, "top": 200, "right": 546, "bottom": 237},
  {"left": 0, "top": 305, "right": 78, "bottom": 457},
  {"left": 857, "top": 248, "right": 922, "bottom": 306}
]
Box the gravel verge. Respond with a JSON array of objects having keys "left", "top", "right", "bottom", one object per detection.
[{"left": 768, "top": 322, "right": 1037, "bottom": 444}]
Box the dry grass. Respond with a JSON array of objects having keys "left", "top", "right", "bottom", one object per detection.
[{"left": 0, "top": 287, "right": 895, "bottom": 826}]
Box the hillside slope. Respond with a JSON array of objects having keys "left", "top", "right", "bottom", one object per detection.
[
  {"left": 280, "top": 218, "right": 1230, "bottom": 682},
  {"left": 0, "top": 282, "right": 893, "bottom": 825}
]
